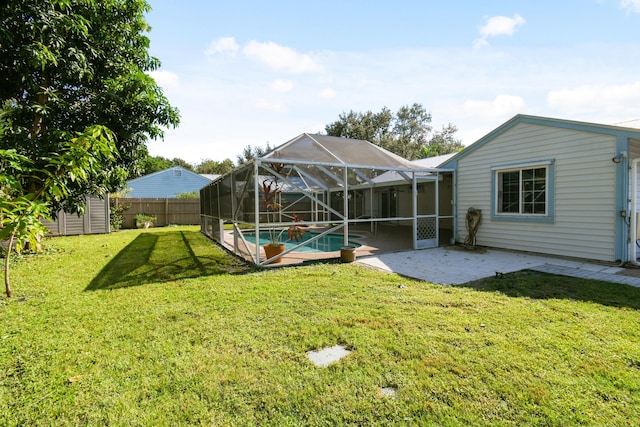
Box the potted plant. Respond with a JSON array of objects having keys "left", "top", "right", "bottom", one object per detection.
[
  {"left": 260, "top": 173, "right": 286, "bottom": 262},
  {"left": 135, "top": 213, "right": 156, "bottom": 229}
]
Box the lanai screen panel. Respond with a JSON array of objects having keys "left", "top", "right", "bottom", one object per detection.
[
  {"left": 266, "top": 134, "right": 341, "bottom": 164},
  {"left": 218, "top": 173, "right": 233, "bottom": 220},
  {"left": 234, "top": 166, "right": 256, "bottom": 224},
  {"left": 262, "top": 134, "right": 420, "bottom": 190},
  {"left": 266, "top": 134, "right": 414, "bottom": 167},
  {"left": 309, "top": 135, "right": 416, "bottom": 168}
]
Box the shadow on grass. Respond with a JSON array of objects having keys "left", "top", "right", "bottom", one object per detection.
[
  {"left": 86, "top": 229, "right": 251, "bottom": 290},
  {"left": 463, "top": 270, "right": 640, "bottom": 310}
]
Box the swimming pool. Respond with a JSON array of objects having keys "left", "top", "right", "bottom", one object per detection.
[{"left": 239, "top": 231, "right": 361, "bottom": 253}]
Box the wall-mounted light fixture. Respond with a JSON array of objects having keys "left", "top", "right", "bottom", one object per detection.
[{"left": 612, "top": 151, "right": 627, "bottom": 164}]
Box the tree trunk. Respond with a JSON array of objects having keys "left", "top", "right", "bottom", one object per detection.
[{"left": 4, "top": 231, "right": 15, "bottom": 298}]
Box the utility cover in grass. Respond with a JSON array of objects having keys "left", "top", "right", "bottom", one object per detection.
[
  {"left": 380, "top": 386, "right": 397, "bottom": 397},
  {"left": 307, "top": 345, "right": 351, "bottom": 367}
]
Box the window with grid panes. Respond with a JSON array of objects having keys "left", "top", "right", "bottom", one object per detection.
[{"left": 497, "top": 167, "right": 547, "bottom": 215}]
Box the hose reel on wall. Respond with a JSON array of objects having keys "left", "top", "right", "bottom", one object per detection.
[{"left": 464, "top": 207, "right": 481, "bottom": 247}]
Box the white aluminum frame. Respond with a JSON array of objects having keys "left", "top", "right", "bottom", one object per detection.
[{"left": 201, "top": 155, "right": 451, "bottom": 265}]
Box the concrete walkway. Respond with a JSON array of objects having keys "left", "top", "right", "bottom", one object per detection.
[{"left": 357, "top": 246, "right": 640, "bottom": 288}]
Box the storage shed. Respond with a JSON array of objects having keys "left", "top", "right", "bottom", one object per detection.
[
  {"left": 41, "top": 195, "right": 110, "bottom": 235},
  {"left": 441, "top": 114, "right": 640, "bottom": 263}
]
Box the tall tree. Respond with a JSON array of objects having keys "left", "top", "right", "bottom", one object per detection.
[
  {"left": 324, "top": 108, "right": 393, "bottom": 144},
  {"left": 417, "top": 123, "right": 464, "bottom": 158},
  {"left": 325, "top": 103, "right": 461, "bottom": 160},
  {"left": 136, "top": 155, "right": 202, "bottom": 177},
  {"left": 387, "top": 103, "right": 432, "bottom": 159},
  {"left": 170, "top": 157, "right": 195, "bottom": 172},
  {"left": 139, "top": 155, "right": 174, "bottom": 176},
  {"left": 236, "top": 143, "right": 273, "bottom": 166},
  {"left": 196, "top": 159, "right": 234, "bottom": 175},
  {"left": 0, "top": 0, "right": 179, "bottom": 296},
  {"left": 0, "top": 0, "right": 179, "bottom": 212}
]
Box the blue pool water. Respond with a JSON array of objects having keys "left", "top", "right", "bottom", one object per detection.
[{"left": 239, "top": 231, "right": 360, "bottom": 253}]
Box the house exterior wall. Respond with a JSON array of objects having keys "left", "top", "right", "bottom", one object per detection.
[
  {"left": 455, "top": 122, "right": 618, "bottom": 261},
  {"left": 127, "top": 167, "right": 212, "bottom": 198}
]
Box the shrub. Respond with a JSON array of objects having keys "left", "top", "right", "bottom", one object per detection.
[{"left": 109, "top": 200, "right": 130, "bottom": 231}]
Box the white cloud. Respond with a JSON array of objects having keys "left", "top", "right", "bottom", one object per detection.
[
  {"left": 147, "top": 39, "right": 640, "bottom": 162},
  {"left": 474, "top": 14, "right": 525, "bottom": 48},
  {"left": 318, "top": 88, "right": 336, "bottom": 99},
  {"left": 147, "top": 70, "right": 180, "bottom": 87},
  {"left": 463, "top": 94, "right": 526, "bottom": 118},
  {"left": 243, "top": 40, "right": 323, "bottom": 73},
  {"left": 204, "top": 37, "right": 239, "bottom": 55},
  {"left": 270, "top": 79, "right": 294, "bottom": 92},
  {"left": 481, "top": 14, "right": 526, "bottom": 37},
  {"left": 547, "top": 81, "right": 640, "bottom": 116},
  {"left": 621, "top": 0, "right": 640, "bottom": 14},
  {"left": 253, "top": 99, "right": 287, "bottom": 113}
]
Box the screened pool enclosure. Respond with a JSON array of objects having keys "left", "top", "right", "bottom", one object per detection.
[{"left": 200, "top": 133, "right": 454, "bottom": 265}]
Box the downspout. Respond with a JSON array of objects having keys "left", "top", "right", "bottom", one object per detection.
[
  {"left": 451, "top": 169, "right": 458, "bottom": 244},
  {"left": 631, "top": 158, "right": 640, "bottom": 265},
  {"left": 614, "top": 144, "right": 629, "bottom": 265}
]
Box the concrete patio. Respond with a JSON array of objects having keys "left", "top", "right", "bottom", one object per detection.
[{"left": 357, "top": 246, "right": 640, "bottom": 288}]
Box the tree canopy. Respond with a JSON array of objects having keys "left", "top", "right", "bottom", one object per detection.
[
  {"left": 325, "top": 103, "right": 462, "bottom": 160},
  {"left": 0, "top": 0, "right": 179, "bottom": 296},
  {"left": 196, "top": 159, "right": 234, "bottom": 175},
  {"left": 236, "top": 143, "right": 273, "bottom": 166},
  {"left": 137, "top": 155, "right": 234, "bottom": 176},
  {"left": 0, "top": 0, "right": 180, "bottom": 213},
  {"left": 139, "top": 155, "right": 175, "bottom": 176}
]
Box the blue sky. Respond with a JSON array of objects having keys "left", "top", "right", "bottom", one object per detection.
[{"left": 145, "top": 0, "right": 640, "bottom": 163}]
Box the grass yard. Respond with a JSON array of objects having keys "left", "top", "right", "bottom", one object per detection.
[{"left": 1, "top": 226, "right": 639, "bottom": 426}]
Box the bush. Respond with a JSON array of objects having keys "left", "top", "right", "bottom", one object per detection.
[{"left": 109, "top": 200, "right": 130, "bottom": 231}]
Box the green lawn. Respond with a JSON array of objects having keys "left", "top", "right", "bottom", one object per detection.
[{"left": 1, "top": 226, "right": 639, "bottom": 426}]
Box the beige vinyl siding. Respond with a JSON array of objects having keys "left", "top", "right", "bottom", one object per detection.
[{"left": 456, "top": 122, "right": 618, "bottom": 261}]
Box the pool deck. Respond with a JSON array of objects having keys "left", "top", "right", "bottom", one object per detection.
[
  {"left": 219, "top": 225, "right": 640, "bottom": 287},
  {"left": 221, "top": 224, "right": 414, "bottom": 265}
]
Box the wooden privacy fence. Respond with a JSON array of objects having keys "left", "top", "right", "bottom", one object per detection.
[{"left": 113, "top": 198, "right": 201, "bottom": 229}]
